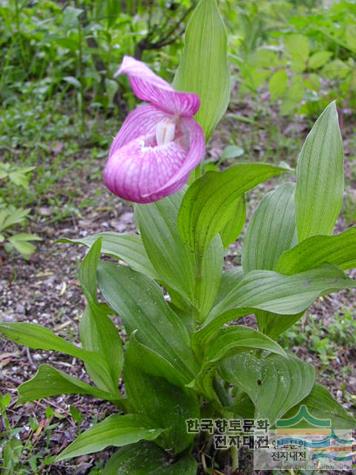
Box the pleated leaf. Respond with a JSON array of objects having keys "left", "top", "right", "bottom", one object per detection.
[
  {"left": 0, "top": 322, "right": 115, "bottom": 392},
  {"left": 124, "top": 340, "right": 200, "bottom": 453},
  {"left": 18, "top": 365, "right": 121, "bottom": 404},
  {"left": 79, "top": 239, "right": 123, "bottom": 395},
  {"left": 284, "top": 383, "right": 355, "bottom": 429},
  {"left": 295, "top": 101, "right": 344, "bottom": 241},
  {"left": 174, "top": 0, "right": 230, "bottom": 138},
  {"left": 103, "top": 442, "right": 198, "bottom": 475},
  {"left": 277, "top": 227, "right": 356, "bottom": 274},
  {"left": 198, "top": 265, "right": 355, "bottom": 342},
  {"left": 56, "top": 414, "right": 163, "bottom": 461},
  {"left": 97, "top": 262, "right": 198, "bottom": 383},
  {"left": 220, "top": 353, "right": 315, "bottom": 425},
  {"left": 242, "top": 183, "right": 297, "bottom": 336},
  {"left": 135, "top": 193, "right": 195, "bottom": 303},
  {"left": 178, "top": 163, "right": 288, "bottom": 255},
  {"left": 193, "top": 327, "right": 286, "bottom": 403},
  {"left": 203, "top": 326, "right": 287, "bottom": 365},
  {"left": 60, "top": 232, "right": 158, "bottom": 280},
  {"left": 242, "top": 183, "right": 296, "bottom": 272},
  {"left": 220, "top": 195, "right": 246, "bottom": 247}
]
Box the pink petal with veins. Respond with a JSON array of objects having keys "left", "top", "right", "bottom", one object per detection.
[
  {"left": 117, "top": 56, "right": 200, "bottom": 117},
  {"left": 104, "top": 106, "right": 205, "bottom": 203}
]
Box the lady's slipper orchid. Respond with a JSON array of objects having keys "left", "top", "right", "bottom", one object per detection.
[{"left": 104, "top": 56, "right": 205, "bottom": 203}]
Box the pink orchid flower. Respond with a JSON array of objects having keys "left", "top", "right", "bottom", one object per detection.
[{"left": 104, "top": 56, "right": 205, "bottom": 203}]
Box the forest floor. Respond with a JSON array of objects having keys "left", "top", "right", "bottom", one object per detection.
[{"left": 0, "top": 101, "right": 355, "bottom": 474}]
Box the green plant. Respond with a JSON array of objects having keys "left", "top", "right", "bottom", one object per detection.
[
  {"left": 281, "top": 308, "right": 356, "bottom": 367},
  {"left": 0, "top": 163, "right": 40, "bottom": 258},
  {"left": 0, "top": 392, "right": 84, "bottom": 474},
  {"left": 0, "top": 1, "right": 355, "bottom": 473},
  {"left": 230, "top": 0, "right": 355, "bottom": 116}
]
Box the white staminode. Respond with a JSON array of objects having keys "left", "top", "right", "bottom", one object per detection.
[{"left": 156, "top": 119, "right": 176, "bottom": 146}]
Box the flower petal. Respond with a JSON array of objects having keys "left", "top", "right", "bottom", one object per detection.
[
  {"left": 104, "top": 113, "right": 205, "bottom": 204},
  {"left": 109, "top": 104, "right": 167, "bottom": 157},
  {"left": 152, "top": 117, "right": 205, "bottom": 197},
  {"left": 117, "top": 56, "right": 200, "bottom": 117}
]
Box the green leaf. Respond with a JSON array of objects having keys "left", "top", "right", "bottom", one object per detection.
[
  {"left": 305, "top": 73, "right": 320, "bottom": 92},
  {"left": 135, "top": 193, "right": 195, "bottom": 303},
  {"left": 103, "top": 442, "right": 198, "bottom": 475},
  {"left": 136, "top": 193, "right": 223, "bottom": 318},
  {"left": 124, "top": 341, "right": 199, "bottom": 453},
  {"left": 60, "top": 232, "right": 158, "bottom": 280},
  {"left": 125, "top": 333, "right": 187, "bottom": 387},
  {"left": 215, "top": 269, "right": 244, "bottom": 303},
  {"left": 256, "top": 312, "right": 303, "bottom": 340},
  {"left": 203, "top": 326, "right": 287, "bottom": 364},
  {"left": 242, "top": 183, "right": 297, "bottom": 336},
  {"left": 220, "top": 353, "right": 315, "bottom": 425},
  {"left": 79, "top": 305, "right": 122, "bottom": 394},
  {"left": 8, "top": 233, "right": 41, "bottom": 258},
  {"left": 323, "top": 59, "right": 350, "bottom": 79},
  {"left": 79, "top": 240, "right": 123, "bottom": 394},
  {"left": 56, "top": 414, "right": 163, "bottom": 461},
  {"left": 194, "top": 235, "right": 224, "bottom": 319},
  {"left": 199, "top": 265, "right": 355, "bottom": 343},
  {"left": 220, "top": 196, "right": 246, "bottom": 247},
  {"left": 243, "top": 183, "right": 296, "bottom": 272},
  {"left": 174, "top": 0, "right": 230, "bottom": 138},
  {"left": 18, "top": 365, "right": 121, "bottom": 404},
  {"left": 193, "top": 327, "right": 287, "bottom": 403},
  {"left": 280, "top": 75, "right": 305, "bottom": 115},
  {"left": 0, "top": 322, "right": 91, "bottom": 360},
  {"left": 284, "top": 384, "right": 355, "bottom": 429},
  {"left": 221, "top": 145, "right": 244, "bottom": 160},
  {"left": 285, "top": 34, "right": 309, "bottom": 72},
  {"left": 97, "top": 262, "right": 198, "bottom": 383},
  {"left": 178, "top": 163, "right": 288, "bottom": 255},
  {"left": 0, "top": 207, "right": 29, "bottom": 232},
  {"left": 276, "top": 227, "right": 356, "bottom": 274},
  {"left": 295, "top": 101, "right": 344, "bottom": 241},
  {"left": 269, "top": 70, "right": 288, "bottom": 101},
  {"left": 0, "top": 322, "right": 113, "bottom": 391},
  {"left": 309, "top": 50, "right": 332, "bottom": 69}
]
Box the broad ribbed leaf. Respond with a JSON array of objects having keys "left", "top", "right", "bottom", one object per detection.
[
  {"left": 243, "top": 183, "right": 296, "bottom": 272},
  {"left": 56, "top": 414, "right": 163, "bottom": 461},
  {"left": 136, "top": 193, "right": 223, "bottom": 318},
  {"left": 256, "top": 312, "right": 303, "bottom": 340},
  {"left": 97, "top": 262, "right": 198, "bottom": 382},
  {"left": 18, "top": 365, "right": 121, "bottom": 404},
  {"left": 124, "top": 341, "right": 199, "bottom": 453},
  {"left": 125, "top": 333, "right": 187, "bottom": 387},
  {"left": 61, "top": 232, "right": 158, "bottom": 280},
  {"left": 199, "top": 265, "right": 355, "bottom": 342},
  {"left": 220, "top": 353, "right": 315, "bottom": 425},
  {"left": 216, "top": 269, "right": 244, "bottom": 303},
  {"left": 193, "top": 327, "right": 286, "bottom": 403},
  {"left": 295, "top": 101, "right": 344, "bottom": 241},
  {"left": 242, "top": 183, "right": 297, "bottom": 336},
  {"left": 103, "top": 442, "right": 198, "bottom": 475},
  {"left": 203, "top": 327, "right": 287, "bottom": 364},
  {"left": 284, "top": 384, "right": 355, "bottom": 429},
  {"left": 277, "top": 227, "right": 356, "bottom": 274},
  {"left": 220, "top": 196, "right": 246, "bottom": 247},
  {"left": 195, "top": 235, "right": 224, "bottom": 319},
  {"left": 79, "top": 240, "right": 123, "bottom": 394},
  {"left": 135, "top": 193, "right": 194, "bottom": 302},
  {"left": 0, "top": 322, "right": 114, "bottom": 391},
  {"left": 178, "top": 163, "right": 288, "bottom": 255},
  {"left": 174, "top": 0, "right": 230, "bottom": 138}
]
